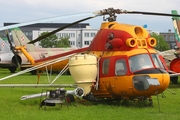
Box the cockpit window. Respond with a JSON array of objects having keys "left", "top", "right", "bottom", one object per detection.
[
  {"left": 129, "top": 54, "right": 153, "bottom": 72},
  {"left": 151, "top": 53, "right": 165, "bottom": 69},
  {"left": 115, "top": 59, "right": 127, "bottom": 76}
]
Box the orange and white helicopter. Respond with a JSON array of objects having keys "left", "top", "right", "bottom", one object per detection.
[{"left": 1, "top": 8, "right": 180, "bottom": 104}]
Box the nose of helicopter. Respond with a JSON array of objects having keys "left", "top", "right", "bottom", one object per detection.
[{"left": 132, "top": 72, "right": 170, "bottom": 96}]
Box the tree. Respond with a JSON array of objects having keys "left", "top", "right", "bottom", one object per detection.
[
  {"left": 39, "top": 32, "right": 71, "bottom": 48},
  {"left": 39, "top": 32, "right": 58, "bottom": 48},
  {"left": 56, "top": 36, "right": 71, "bottom": 48},
  {"left": 150, "top": 32, "right": 170, "bottom": 51}
]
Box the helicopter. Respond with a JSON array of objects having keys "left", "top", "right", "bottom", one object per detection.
[{"left": 1, "top": 8, "right": 180, "bottom": 104}]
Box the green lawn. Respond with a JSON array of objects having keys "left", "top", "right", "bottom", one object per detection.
[{"left": 0, "top": 69, "right": 180, "bottom": 120}]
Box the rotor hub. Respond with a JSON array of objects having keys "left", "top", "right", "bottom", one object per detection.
[{"left": 98, "top": 8, "right": 127, "bottom": 22}]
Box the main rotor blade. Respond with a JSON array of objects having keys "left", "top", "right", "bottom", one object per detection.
[
  {"left": 5, "top": 30, "right": 13, "bottom": 50},
  {"left": 125, "top": 11, "right": 180, "bottom": 17},
  {"left": 2, "top": 8, "right": 180, "bottom": 32},
  {"left": 28, "top": 16, "right": 97, "bottom": 44},
  {"left": 5, "top": 30, "right": 14, "bottom": 51},
  {"left": 5, "top": 30, "right": 21, "bottom": 68},
  {"left": 0, "top": 12, "right": 93, "bottom": 31}
]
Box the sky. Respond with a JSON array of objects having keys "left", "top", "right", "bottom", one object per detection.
[{"left": 0, "top": 0, "right": 180, "bottom": 32}]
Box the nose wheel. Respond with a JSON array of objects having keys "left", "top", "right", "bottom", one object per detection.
[{"left": 8, "top": 66, "right": 17, "bottom": 73}]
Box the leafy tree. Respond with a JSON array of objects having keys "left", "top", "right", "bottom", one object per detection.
[
  {"left": 150, "top": 32, "right": 170, "bottom": 51},
  {"left": 56, "top": 36, "right": 71, "bottom": 48},
  {"left": 39, "top": 32, "right": 71, "bottom": 48},
  {"left": 39, "top": 32, "right": 58, "bottom": 48}
]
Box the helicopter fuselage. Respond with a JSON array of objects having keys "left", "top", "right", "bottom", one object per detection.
[{"left": 85, "top": 21, "right": 170, "bottom": 100}]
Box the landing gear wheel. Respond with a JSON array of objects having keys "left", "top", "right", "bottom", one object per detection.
[
  {"left": 8, "top": 66, "right": 17, "bottom": 73},
  {"left": 170, "top": 76, "right": 178, "bottom": 84},
  {"left": 30, "top": 70, "right": 37, "bottom": 75}
]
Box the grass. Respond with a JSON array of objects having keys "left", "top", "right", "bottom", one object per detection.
[{"left": 0, "top": 69, "right": 180, "bottom": 120}]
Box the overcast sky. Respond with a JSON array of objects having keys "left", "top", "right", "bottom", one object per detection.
[{"left": 0, "top": 0, "right": 180, "bottom": 32}]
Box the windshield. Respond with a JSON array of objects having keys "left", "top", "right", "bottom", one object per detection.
[
  {"left": 129, "top": 54, "right": 153, "bottom": 72},
  {"left": 151, "top": 53, "right": 165, "bottom": 69}
]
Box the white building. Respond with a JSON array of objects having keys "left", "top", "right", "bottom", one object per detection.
[
  {"left": 32, "top": 26, "right": 98, "bottom": 48},
  {"left": 1, "top": 23, "right": 99, "bottom": 48}
]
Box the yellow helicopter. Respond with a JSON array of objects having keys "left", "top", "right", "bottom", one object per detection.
[{"left": 1, "top": 8, "right": 180, "bottom": 104}]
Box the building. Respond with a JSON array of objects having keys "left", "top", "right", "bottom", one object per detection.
[
  {"left": 33, "top": 27, "right": 98, "bottom": 48},
  {"left": 0, "top": 23, "right": 98, "bottom": 48},
  {"left": 160, "top": 30, "right": 176, "bottom": 49},
  {"left": 143, "top": 24, "right": 176, "bottom": 49}
]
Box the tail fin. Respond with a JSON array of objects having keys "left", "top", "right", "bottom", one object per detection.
[
  {"left": 0, "top": 37, "right": 11, "bottom": 52},
  {"left": 171, "top": 10, "right": 180, "bottom": 47},
  {"left": 10, "top": 28, "right": 35, "bottom": 52}
]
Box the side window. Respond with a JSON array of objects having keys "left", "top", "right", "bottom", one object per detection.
[
  {"left": 102, "top": 59, "right": 110, "bottom": 74},
  {"left": 115, "top": 59, "right": 127, "bottom": 76}
]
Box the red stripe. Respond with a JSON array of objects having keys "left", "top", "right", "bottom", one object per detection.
[{"left": 35, "top": 47, "right": 88, "bottom": 63}]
